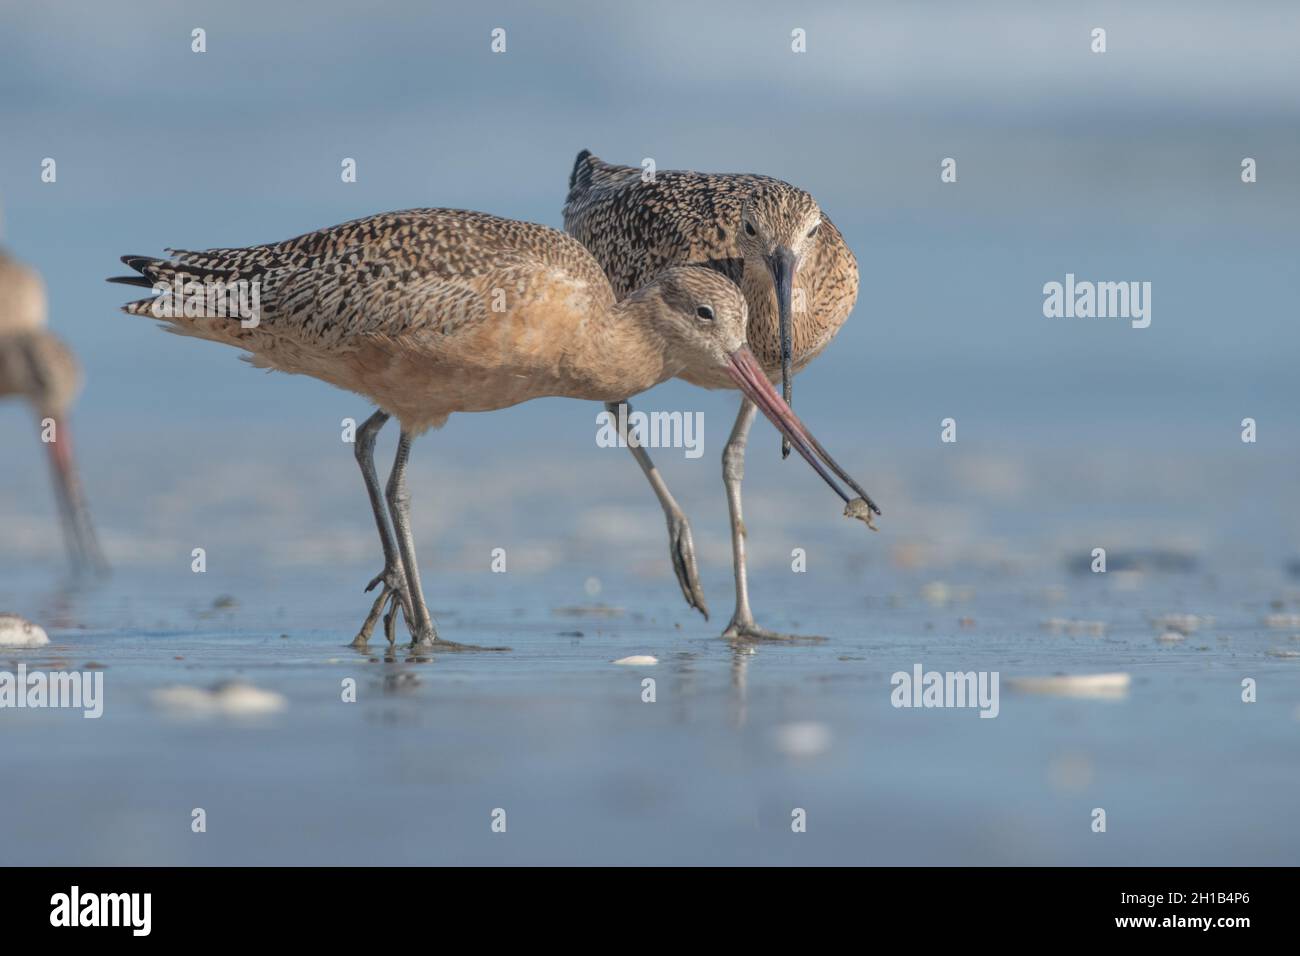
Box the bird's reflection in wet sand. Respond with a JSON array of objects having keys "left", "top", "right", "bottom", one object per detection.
[{"left": 729, "top": 642, "right": 755, "bottom": 729}]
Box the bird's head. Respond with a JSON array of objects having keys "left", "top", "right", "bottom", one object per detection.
[
  {"left": 737, "top": 183, "right": 823, "bottom": 268},
  {"left": 736, "top": 183, "right": 822, "bottom": 414},
  {"left": 636, "top": 265, "right": 881, "bottom": 522},
  {"left": 647, "top": 265, "right": 749, "bottom": 370}
]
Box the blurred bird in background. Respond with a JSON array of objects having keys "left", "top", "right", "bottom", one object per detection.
[{"left": 0, "top": 210, "right": 106, "bottom": 573}]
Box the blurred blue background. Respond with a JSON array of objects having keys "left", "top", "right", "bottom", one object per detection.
[{"left": 1, "top": 0, "right": 1297, "bottom": 571}]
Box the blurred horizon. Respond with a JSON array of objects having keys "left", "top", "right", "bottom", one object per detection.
[{"left": 2, "top": 0, "right": 1297, "bottom": 576}]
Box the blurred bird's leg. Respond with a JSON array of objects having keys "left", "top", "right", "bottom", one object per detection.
[
  {"left": 44, "top": 418, "right": 107, "bottom": 577},
  {"left": 605, "top": 400, "right": 708, "bottom": 619},
  {"left": 720, "top": 399, "right": 823, "bottom": 643},
  {"left": 351, "top": 410, "right": 413, "bottom": 647}
]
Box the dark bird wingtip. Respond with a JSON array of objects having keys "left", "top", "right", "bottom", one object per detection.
[
  {"left": 569, "top": 149, "right": 596, "bottom": 190},
  {"left": 119, "top": 254, "right": 160, "bottom": 273}
]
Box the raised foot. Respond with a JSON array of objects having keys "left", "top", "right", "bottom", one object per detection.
[
  {"left": 722, "top": 620, "right": 827, "bottom": 644},
  {"left": 350, "top": 566, "right": 412, "bottom": 648},
  {"left": 667, "top": 510, "right": 709, "bottom": 620}
]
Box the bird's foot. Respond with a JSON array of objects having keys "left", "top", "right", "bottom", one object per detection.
[
  {"left": 406, "top": 631, "right": 512, "bottom": 653},
  {"left": 722, "top": 617, "right": 827, "bottom": 644},
  {"left": 667, "top": 510, "right": 709, "bottom": 620},
  {"left": 350, "top": 566, "right": 412, "bottom": 648}
]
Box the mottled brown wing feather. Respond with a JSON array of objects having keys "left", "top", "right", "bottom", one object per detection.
[
  {"left": 121, "top": 209, "right": 611, "bottom": 347},
  {"left": 563, "top": 155, "right": 776, "bottom": 299}
]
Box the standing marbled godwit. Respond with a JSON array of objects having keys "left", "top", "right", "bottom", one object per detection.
[
  {"left": 110, "top": 208, "right": 873, "bottom": 650},
  {"left": 563, "top": 152, "right": 876, "bottom": 640},
  {"left": 0, "top": 247, "right": 106, "bottom": 572}
]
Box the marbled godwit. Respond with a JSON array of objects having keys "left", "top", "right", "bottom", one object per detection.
[
  {"left": 0, "top": 248, "right": 106, "bottom": 572},
  {"left": 110, "top": 208, "right": 872, "bottom": 649},
  {"left": 564, "top": 152, "right": 876, "bottom": 639}
]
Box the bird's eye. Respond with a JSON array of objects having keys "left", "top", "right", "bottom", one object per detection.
[
  {"left": 807, "top": 223, "right": 820, "bottom": 238},
  {"left": 743, "top": 221, "right": 756, "bottom": 237},
  {"left": 696, "top": 305, "right": 715, "bottom": 321}
]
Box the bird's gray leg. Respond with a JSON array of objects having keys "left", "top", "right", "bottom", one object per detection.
[
  {"left": 720, "top": 398, "right": 824, "bottom": 643},
  {"left": 350, "top": 410, "right": 412, "bottom": 648},
  {"left": 383, "top": 430, "right": 444, "bottom": 648},
  {"left": 605, "top": 400, "right": 708, "bottom": 619},
  {"left": 373, "top": 427, "right": 508, "bottom": 654}
]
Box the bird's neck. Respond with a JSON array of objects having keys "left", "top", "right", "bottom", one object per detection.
[
  {"left": 740, "top": 260, "right": 781, "bottom": 364},
  {"left": 564, "top": 296, "right": 678, "bottom": 400},
  {"left": 739, "top": 245, "right": 819, "bottom": 371}
]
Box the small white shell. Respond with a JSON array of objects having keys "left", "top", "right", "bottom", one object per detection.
[
  {"left": 773, "top": 721, "right": 832, "bottom": 758},
  {"left": 1007, "top": 673, "right": 1131, "bottom": 698},
  {"left": 0, "top": 613, "right": 49, "bottom": 648},
  {"left": 152, "top": 680, "right": 287, "bottom": 716}
]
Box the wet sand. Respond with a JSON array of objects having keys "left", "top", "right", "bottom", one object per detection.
[
  {"left": 3, "top": 424, "right": 1299, "bottom": 864},
  {"left": 3, "top": 542, "right": 1297, "bottom": 865}
]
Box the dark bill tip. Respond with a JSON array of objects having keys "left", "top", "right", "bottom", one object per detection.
[{"left": 726, "top": 346, "right": 881, "bottom": 519}]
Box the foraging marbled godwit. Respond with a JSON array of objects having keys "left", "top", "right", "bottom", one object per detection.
[
  {"left": 110, "top": 208, "right": 873, "bottom": 649},
  {"left": 0, "top": 247, "right": 106, "bottom": 572},
  {"left": 564, "top": 152, "right": 876, "bottom": 640}
]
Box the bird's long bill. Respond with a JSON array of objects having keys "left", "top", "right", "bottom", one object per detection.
[
  {"left": 726, "top": 346, "right": 881, "bottom": 516},
  {"left": 43, "top": 418, "right": 108, "bottom": 575},
  {"left": 767, "top": 247, "right": 796, "bottom": 459}
]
